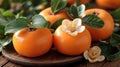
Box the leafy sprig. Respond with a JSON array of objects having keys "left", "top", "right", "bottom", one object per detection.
[
  {"left": 0, "top": 10, "right": 15, "bottom": 53},
  {"left": 52, "top": 4, "right": 104, "bottom": 29},
  {"left": 99, "top": 33, "right": 120, "bottom": 61},
  {"left": 5, "top": 15, "right": 50, "bottom": 34}
]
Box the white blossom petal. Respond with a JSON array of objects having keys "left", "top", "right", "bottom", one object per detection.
[
  {"left": 72, "top": 18, "right": 82, "bottom": 27},
  {"left": 69, "top": 31, "right": 78, "bottom": 36},
  {"left": 62, "top": 19, "right": 71, "bottom": 26},
  {"left": 84, "top": 50, "right": 89, "bottom": 60},
  {"left": 77, "top": 26, "right": 85, "bottom": 33},
  {"left": 97, "top": 55, "right": 105, "bottom": 62},
  {"left": 61, "top": 19, "right": 71, "bottom": 32},
  {"left": 81, "top": 13, "right": 86, "bottom": 18},
  {"left": 88, "top": 57, "right": 98, "bottom": 63}
]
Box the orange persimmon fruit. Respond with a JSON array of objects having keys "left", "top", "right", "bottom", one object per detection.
[
  {"left": 12, "top": 28, "right": 52, "bottom": 57},
  {"left": 53, "top": 19, "right": 91, "bottom": 55},
  {"left": 39, "top": 7, "right": 70, "bottom": 26},
  {"left": 84, "top": 8, "right": 114, "bottom": 41},
  {"left": 96, "top": 0, "right": 120, "bottom": 9}
]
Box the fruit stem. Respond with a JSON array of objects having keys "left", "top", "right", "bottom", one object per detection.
[
  {"left": 92, "top": 11, "right": 99, "bottom": 16},
  {"left": 27, "top": 28, "right": 37, "bottom": 32},
  {"left": 50, "top": 10, "right": 55, "bottom": 15}
]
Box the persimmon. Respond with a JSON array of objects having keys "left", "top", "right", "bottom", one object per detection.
[
  {"left": 39, "top": 7, "right": 70, "bottom": 26},
  {"left": 12, "top": 28, "right": 52, "bottom": 57},
  {"left": 53, "top": 18, "right": 91, "bottom": 56},
  {"left": 84, "top": 8, "right": 114, "bottom": 41},
  {"left": 96, "top": 0, "right": 120, "bottom": 9},
  {"left": 67, "top": 0, "right": 91, "bottom": 5}
]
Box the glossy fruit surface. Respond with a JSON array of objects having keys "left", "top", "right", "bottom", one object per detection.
[
  {"left": 40, "top": 7, "right": 70, "bottom": 26},
  {"left": 13, "top": 28, "right": 52, "bottom": 57},
  {"left": 84, "top": 8, "right": 114, "bottom": 41},
  {"left": 53, "top": 26, "right": 91, "bottom": 55},
  {"left": 96, "top": 0, "right": 120, "bottom": 9}
]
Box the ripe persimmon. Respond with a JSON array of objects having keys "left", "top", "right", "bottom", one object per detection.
[
  {"left": 96, "top": 0, "right": 120, "bottom": 9},
  {"left": 39, "top": 7, "right": 70, "bottom": 26},
  {"left": 67, "top": 0, "right": 91, "bottom": 5},
  {"left": 12, "top": 28, "right": 52, "bottom": 57},
  {"left": 84, "top": 8, "right": 114, "bottom": 41},
  {"left": 53, "top": 19, "right": 91, "bottom": 55}
]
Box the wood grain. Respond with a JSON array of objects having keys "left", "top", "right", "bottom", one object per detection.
[
  {"left": 3, "top": 62, "right": 26, "bottom": 67},
  {"left": 86, "top": 61, "right": 106, "bottom": 67},
  {"left": 102, "top": 60, "right": 120, "bottom": 67},
  {"left": 0, "top": 56, "right": 8, "bottom": 67}
]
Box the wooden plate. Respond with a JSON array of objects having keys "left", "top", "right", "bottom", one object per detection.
[{"left": 2, "top": 44, "right": 83, "bottom": 67}]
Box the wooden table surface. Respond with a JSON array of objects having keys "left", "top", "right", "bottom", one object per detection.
[{"left": 1, "top": 55, "right": 120, "bottom": 67}]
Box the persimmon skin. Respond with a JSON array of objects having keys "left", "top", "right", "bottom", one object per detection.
[
  {"left": 96, "top": 0, "right": 120, "bottom": 9},
  {"left": 13, "top": 28, "right": 52, "bottom": 57},
  {"left": 40, "top": 7, "right": 70, "bottom": 26},
  {"left": 67, "top": 0, "right": 91, "bottom": 5},
  {"left": 53, "top": 26, "right": 91, "bottom": 56},
  {"left": 84, "top": 8, "right": 114, "bottom": 41}
]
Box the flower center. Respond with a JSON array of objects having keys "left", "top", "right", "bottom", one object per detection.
[
  {"left": 68, "top": 22, "right": 77, "bottom": 32},
  {"left": 88, "top": 47, "right": 101, "bottom": 59}
]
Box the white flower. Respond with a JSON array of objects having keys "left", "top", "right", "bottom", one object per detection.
[
  {"left": 83, "top": 46, "right": 105, "bottom": 63},
  {"left": 61, "top": 18, "right": 85, "bottom": 36}
]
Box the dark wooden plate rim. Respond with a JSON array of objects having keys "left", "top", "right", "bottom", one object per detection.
[{"left": 2, "top": 45, "right": 83, "bottom": 66}]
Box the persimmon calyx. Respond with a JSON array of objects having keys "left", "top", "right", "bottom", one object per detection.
[
  {"left": 83, "top": 46, "right": 105, "bottom": 63},
  {"left": 61, "top": 18, "right": 85, "bottom": 36}
]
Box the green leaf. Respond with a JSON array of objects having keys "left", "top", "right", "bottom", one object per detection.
[
  {"left": 67, "top": 4, "right": 85, "bottom": 19},
  {"left": 82, "top": 14, "right": 104, "bottom": 28},
  {"left": 107, "top": 51, "right": 120, "bottom": 61},
  {"left": 111, "top": 8, "right": 120, "bottom": 24},
  {"left": 0, "top": 8, "right": 4, "bottom": 14},
  {"left": 0, "top": 17, "right": 8, "bottom": 25},
  {"left": 32, "top": 15, "right": 50, "bottom": 28},
  {"left": 51, "top": 0, "right": 67, "bottom": 14},
  {"left": 110, "top": 33, "right": 120, "bottom": 46},
  {"left": 5, "top": 18, "right": 29, "bottom": 34},
  {"left": 0, "top": 45, "right": 2, "bottom": 53},
  {"left": 2, "top": 10, "right": 15, "bottom": 21},
  {"left": 99, "top": 42, "right": 118, "bottom": 57},
  {"left": 0, "top": 24, "right": 5, "bottom": 35},
  {"left": 0, "top": 37, "right": 12, "bottom": 52},
  {"left": 111, "top": 8, "right": 120, "bottom": 20},
  {"left": 2, "top": 10, "right": 15, "bottom": 18},
  {"left": 0, "top": 37, "right": 12, "bottom": 47},
  {"left": 51, "top": 18, "right": 65, "bottom": 30}
]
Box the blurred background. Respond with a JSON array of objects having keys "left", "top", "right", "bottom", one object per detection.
[{"left": 0, "top": 0, "right": 51, "bottom": 19}]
